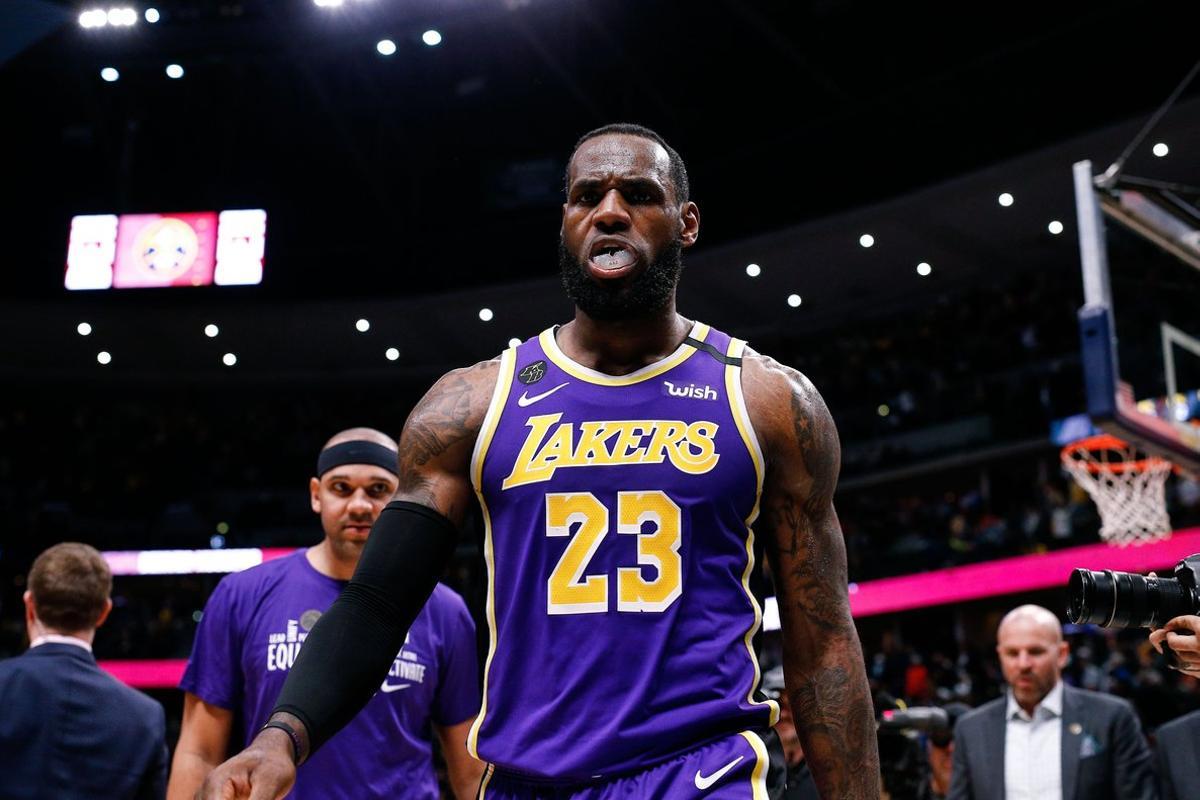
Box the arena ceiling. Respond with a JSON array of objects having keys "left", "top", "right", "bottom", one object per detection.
[{"left": 1, "top": 0, "right": 1197, "bottom": 378}]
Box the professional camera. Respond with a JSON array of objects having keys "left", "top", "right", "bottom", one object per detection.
[
  {"left": 878, "top": 705, "right": 967, "bottom": 748},
  {"left": 1067, "top": 554, "right": 1200, "bottom": 629},
  {"left": 875, "top": 702, "right": 969, "bottom": 800}
]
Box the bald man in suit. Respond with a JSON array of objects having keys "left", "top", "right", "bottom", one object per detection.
[{"left": 949, "top": 605, "right": 1156, "bottom": 800}]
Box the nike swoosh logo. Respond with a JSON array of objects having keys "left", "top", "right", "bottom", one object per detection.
[
  {"left": 517, "top": 382, "right": 569, "bottom": 407},
  {"left": 694, "top": 755, "right": 744, "bottom": 790},
  {"left": 379, "top": 682, "right": 412, "bottom": 693}
]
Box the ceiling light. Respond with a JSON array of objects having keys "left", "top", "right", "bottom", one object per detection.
[
  {"left": 422, "top": 29, "right": 442, "bottom": 46},
  {"left": 77, "top": 322, "right": 93, "bottom": 336},
  {"left": 1153, "top": 142, "right": 1169, "bottom": 158},
  {"left": 1048, "top": 220, "right": 1064, "bottom": 235},
  {"left": 204, "top": 324, "right": 219, "bottom": 338},
  {"left": 222, "top": 353, "right": 237, "bottom": 366},
  {"left": 165, "top": 63, "right": 184, "bottom": 79},
  {"left": 313, "top": 0, "right": 344, "bottom": 6},
  {"left": 508, "top": 337, "right": 521, "bottom": 348},
  {"left": 97, "top": 351, "right": 112, "bottom": 365},
  {"left": 385, "top": 347, "right": 400, "bottom": 361},
  {"left": 859, "top": 234, "right": 874, "bottom": 248},
  {"left": 877, "top": 404, "right": 890, "bottom": 417},
  {"left": 916, "top": 262, "right": 932, "bottom": 276},
  {"left": 376, "top": 39, "right": 396, "bottom": 56},
  {"left": 745, "top": 263, "right": 761, "bottom": 277},
  {"left": 998, "top": 192, "right": 1014, "bottom": 207},
  {"left": 144, "top": 7, "right": 159, "bottom": 22},
  {"left": 79, "top": 9, "right": 107, "bottom": 27},
  {"left": 100, "top": 67, "right": 120, "bottom": 82},
  {"left": 355, "top": 318, "right": 370, "bottom": 332},
  {"left": 107, "top": 7, "right": 137, "bottom": 26},
  {"left": 787, "top": 294, "right": 802, "bottom": 308},
  {"left": 479, "top": 308, "right": 493, "bottom": 322}
]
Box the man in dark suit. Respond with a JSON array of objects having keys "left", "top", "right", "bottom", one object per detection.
[
  {"left": 949, "top": 604, "right": 1156, "bottom": 800},
  {"left": 0, "top": 542, "right": 168, "bottom": 800},
  {"left": 1155, "top": 709, "right": 1200, "bottom": 800}
]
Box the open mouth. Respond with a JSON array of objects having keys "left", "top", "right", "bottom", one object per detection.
[
  {"left": 587, "top": 241, "right": 639, "bottom": 279},
  {"left": 591, "top": 245, "right": 636, "bottom": 270}
]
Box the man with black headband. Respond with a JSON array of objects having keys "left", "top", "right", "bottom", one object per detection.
[
  {"left": 201, "top": 126, "right": 879, "bottom": 799},
  {"left": 169, "top": 428, "right": 482, "bottom": 800}
]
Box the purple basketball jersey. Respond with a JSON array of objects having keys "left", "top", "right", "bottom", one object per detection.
[{"left": 468, "top": 322, "right": 778, "bottom": 780}]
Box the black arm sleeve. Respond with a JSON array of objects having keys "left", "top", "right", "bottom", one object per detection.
[{"left": 271, "top": 500, "right": 458, "bottom": 754}]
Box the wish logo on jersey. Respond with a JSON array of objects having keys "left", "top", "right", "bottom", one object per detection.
[
  {"left": 662, "top": 380, "right": 718, "bottom": 400},
  {"left": 503, "top": 412, "right": 720, "bottom": 489}
]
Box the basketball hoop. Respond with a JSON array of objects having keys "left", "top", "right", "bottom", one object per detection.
[{"left": 1060, "top": 434, "right": 1173, "bottom": 546}]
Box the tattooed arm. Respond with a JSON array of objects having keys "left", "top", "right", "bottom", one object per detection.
[
  {"left": 195, "top": 360, "right": 500, "bottom": 800},
  {"left": 391, "top": 358, "right": 502, "bottom": 521},
  {"left": 743, "top": 349, "right": 880, "bottom": 800}
]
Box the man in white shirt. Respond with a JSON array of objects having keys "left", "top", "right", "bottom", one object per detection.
[{"left": 948, "top": 605, "right": 1156, "bottom": 800}]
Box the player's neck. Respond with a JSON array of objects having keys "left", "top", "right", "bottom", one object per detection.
[
  {"left": 559, "top": 304, "right": 691, "bottom": 376},
  {"left": 306, "top": 540, "right": 358, "bottom": 581}
]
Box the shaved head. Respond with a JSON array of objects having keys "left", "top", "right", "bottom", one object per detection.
[
  {"left": 996, "top": 604, "right": 1068, "bottom": 713},
  {"left": 998, "top": 604, "right": 1063, "bottom": 644},
  {"left": 321, "top": 427, "right": 397, "bottom": 452}
]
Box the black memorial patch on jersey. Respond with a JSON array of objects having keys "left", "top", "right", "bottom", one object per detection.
[{"left": 518, "top": 360, "right": 546, "bottom": 385}]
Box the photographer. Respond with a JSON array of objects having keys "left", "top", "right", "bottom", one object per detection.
[
  {"left": 1070, "top": 559, "right": 1200, "bottom": 676},
  {"left": 877, "top": 700, "right": 969, "bottom": 800},
  {"left": 1148, "top": 616, "right": 1200, "bottom": 676}
]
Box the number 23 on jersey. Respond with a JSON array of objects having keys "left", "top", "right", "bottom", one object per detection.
[{"left": 545, "top": 491, "right": 683, "bottom": 615}]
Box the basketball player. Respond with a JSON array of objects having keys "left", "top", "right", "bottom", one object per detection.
[
  {"left": 170, "top": 428, "right": 482, "bottom": 799},
  {"left": 199, "top": 126, "right": 880, "bottom": 799}
]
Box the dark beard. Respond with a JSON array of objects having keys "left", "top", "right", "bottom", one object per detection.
[{"left": 558, "top": 236, "right": 683, "bottom": 321}]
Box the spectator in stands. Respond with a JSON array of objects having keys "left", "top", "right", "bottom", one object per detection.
[
  {"left": 0, "top": 542, "right": 168, "bottom": 799},
  {"left": 948, "top": 604, "right": 1155, "bottom": 800},
  {"left": 168, "top": 428, "right": 483, "bottom": 800}
]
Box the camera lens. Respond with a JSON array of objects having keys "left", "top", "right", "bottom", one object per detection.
[
  {"left": 1067, "top": 569, "right": 1112, "bottom": 625},
  {"left": 1068, "top": 568, "right": 1196, "bottom": 628}
]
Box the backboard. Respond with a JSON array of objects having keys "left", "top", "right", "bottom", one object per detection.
[{"left": 1074, "top": 159, "right": 1200, "bottom": 472}]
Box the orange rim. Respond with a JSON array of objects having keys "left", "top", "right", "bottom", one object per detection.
[{"left": 1060, "top": 434, "right": 1172, "bottom": 475}]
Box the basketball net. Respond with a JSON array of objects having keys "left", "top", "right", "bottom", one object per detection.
[{"left": 1060, "top": 434, "right": 1173, "bottom": 546}]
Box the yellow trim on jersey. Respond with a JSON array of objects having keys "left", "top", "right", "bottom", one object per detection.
[
  {"left": 725, "top": 337, "right": 780, "bottom": 726},
  {"left": 738, "top": 730, "right": 770, "bottom": 800},
  {"left": 538, "top": 322, "right": 711, "bottom": 386},
  {"left": 467, "top": 347, "right": 516, "bottom": 759},
  {"left": 478, "top": 764, "right": 495, "bottom": 798}
]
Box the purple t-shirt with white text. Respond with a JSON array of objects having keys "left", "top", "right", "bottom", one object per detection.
[{"left": 180, "top": 550, "right": 479, "bottom": 800}]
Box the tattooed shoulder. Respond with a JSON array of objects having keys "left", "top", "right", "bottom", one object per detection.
[
  {"left": 395, "top": 357, "right": 502, "bottom": 498},
  {"left": 740, "top": 347, "right": 840, "bottom": 494}
]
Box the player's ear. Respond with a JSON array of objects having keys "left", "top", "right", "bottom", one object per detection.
[
  {"left": 310, "top": 476, "right": 322, "bottom": 514},
  {"left": 680, "top": 201, "right": 699, "bottom": 248}
]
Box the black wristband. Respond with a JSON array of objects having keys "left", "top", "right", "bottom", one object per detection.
[{"left": 261, "top": 720, "right": 303, "bottom": 765}]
